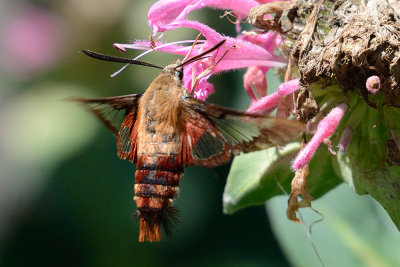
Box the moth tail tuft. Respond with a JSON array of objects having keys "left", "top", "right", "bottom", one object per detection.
[
  {"left": 136, "top": 207, "right": 180, "bottom": 242},
  {"left": 138, "top": 216, "right": 161, "bottom": 242}
]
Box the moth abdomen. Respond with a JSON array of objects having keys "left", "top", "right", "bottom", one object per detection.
[
  {"left": 134, "top": 141, "right": 183, "bottom": 242},
  {"left": 134, "top": 165, "right": 183, "bottom": 211},
  {"left": 135, "top": 206, "right": 179, "bottom": 242},
  {"left": 134, "top": 167, "right": 182, "bottom": 242},
  {"left": 134, "top": 184, "right": 179, "bottom": 199}
]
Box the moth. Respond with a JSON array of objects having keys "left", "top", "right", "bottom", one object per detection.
[{"left": 72, "top": 40, "right": 304, "bottom": 242}]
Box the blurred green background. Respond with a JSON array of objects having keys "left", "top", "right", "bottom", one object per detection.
[{"left": 0, "top": 1, "right": 399, "bottom": 266}]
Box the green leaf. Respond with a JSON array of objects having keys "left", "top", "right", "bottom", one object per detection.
[
  {"left": 267, "top": 184, "right": 400, "bottom": 267},
  {"left": 333, "top": 105, "right": 400, "bottom": 230},
  {"left": 223, "top": 142, "right": 342, "bottom": 214}
]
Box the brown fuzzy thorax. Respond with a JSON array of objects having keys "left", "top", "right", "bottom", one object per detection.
[{"left": 134, "top": 71, "right": 185, "bottom": 242}]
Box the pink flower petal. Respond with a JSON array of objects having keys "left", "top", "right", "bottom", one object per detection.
[
  {"left": 193, "top": 80, "right": 214, "bottom": 100},
  {"left": 277, "top": 78, "right": 300, "bottom": 95},
  {"left": 113, "top": 43, "right": 127, "bottom": 52},
  {"left": 116, "top": 24, "right": 286, "bottom": 69},
  {"left": 170, "top": 21, "right": 286, "bottom": 69},
  {"left": 243, "top": 66, "right": 267, "bottom": 102},
  {"left": 206, "top": 0, "right": 259, "bottom": 15},
  {"left": 183, "top": 54, "right": 217, "bottom": 99},
  {"left": 129, "top": 21, "right": 285, "bottom": 100},
  {"left": 148, "top": 0, "right": 204, "bottom": 33},
  {"left": 116, "top": 20, "right": 286, "bottom": 100},
  {"left": 214, "top": 59, "right": 285, "bottom": 72},
  {"left": 113, "top": 40, "right": 204, "bottom": 56},
  {"left": 292, "top": 103, "right": 348, "bottom": 170},
  {"left": 239, "top": 32, "right": 281, "bottom": 54},
  {"left": 246, "top": 92, "right": 280, "bottom": 114},
  {"left": 148, "top": 0, "right": 259, "bottom": 33}
]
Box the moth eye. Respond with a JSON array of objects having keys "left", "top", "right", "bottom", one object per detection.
[{"left": 175, "top": 69, "right": 183, "bottom": 80}]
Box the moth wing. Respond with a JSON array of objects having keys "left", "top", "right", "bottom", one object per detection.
[
  {"left": 180, "top": 110, "right": 232, "bottom": 167},
  {"left": 181, "top": 97, "right": 304, "bottom": 167},
  {"left": 69, "top": 94, "right": 142, "bottom": 162}
]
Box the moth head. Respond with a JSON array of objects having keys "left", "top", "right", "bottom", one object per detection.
[
  {"left": 163, "top": 60, "right": 184, "bottom": 81},
  {"left": 167, "top": 39, "right": 227, "bottom": 82},
  {"left": 175, "top": 66, "right": 184, "bottom": 81}
]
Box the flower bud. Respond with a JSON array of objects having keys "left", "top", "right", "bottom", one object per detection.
[{"left": 366, "top": 76, "right": 381, "bottom": 94}]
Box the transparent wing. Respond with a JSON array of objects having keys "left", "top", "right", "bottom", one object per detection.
[
  {"left": 70, "top": 94, "right": 142, "bottom": 161},
  {"left": 182, "top": 97, "right": 304, "bottom": 162}
]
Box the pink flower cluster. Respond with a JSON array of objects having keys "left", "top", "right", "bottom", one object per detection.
[
  {"left": 117, "top": 0, "right": 348, "bottom": 170},
  {"left": 115, "top": 0, "right": 287, "bottom": 100}
]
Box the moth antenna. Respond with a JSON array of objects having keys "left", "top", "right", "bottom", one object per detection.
[
  {"left": 111, "top": 39, "right": 207, "bottom": 77},
  {"left": 177, "top": 39, "right": 226, "bottom": 69},
  {"left": 82, "top": 50, "right": 164, "bottom": 70}
]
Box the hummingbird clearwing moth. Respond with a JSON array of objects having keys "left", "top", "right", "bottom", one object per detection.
[{"left": 71, "top": 40, "right": 304, "bottom": 242}]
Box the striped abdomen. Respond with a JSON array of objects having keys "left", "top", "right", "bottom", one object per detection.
[{"left": 134, "top": 129, "right": 183, "bottom": 242}]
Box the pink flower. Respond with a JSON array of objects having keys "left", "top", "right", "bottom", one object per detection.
[
  {"left": 245, "top": 79, "right": 301, "bottom": 114},
  {"left": 114, "top": 20, "right": 285, "bottom": 100},
  {"left": 144, "top": 0, "right": 295, "bottom": 101},
  {"left": 292, "top": 103, "right": 348, "bottom": 170},
  {"left": 277, "top": 78, "right": 300, "bottom": 95},
  {"left": 148, "top": 0, "right": 259, "bottom": 34},
  {"left": 243, "top": 66, "right": 267, "bottom": 102},
  {"left": 240, "top": 32, "right": 281, "bottom": 102},
  {"left": 239, "top": 31, "right": 281, "bottom": 53},
  {"left": 246, "top": 92, "right": 280, "bottom": 114},
  {"left": 172, "top": 21, "right": 285, "bottom": 70},
  {"left": 366, "top": 75, "right": 381, "bottom": 94}
]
